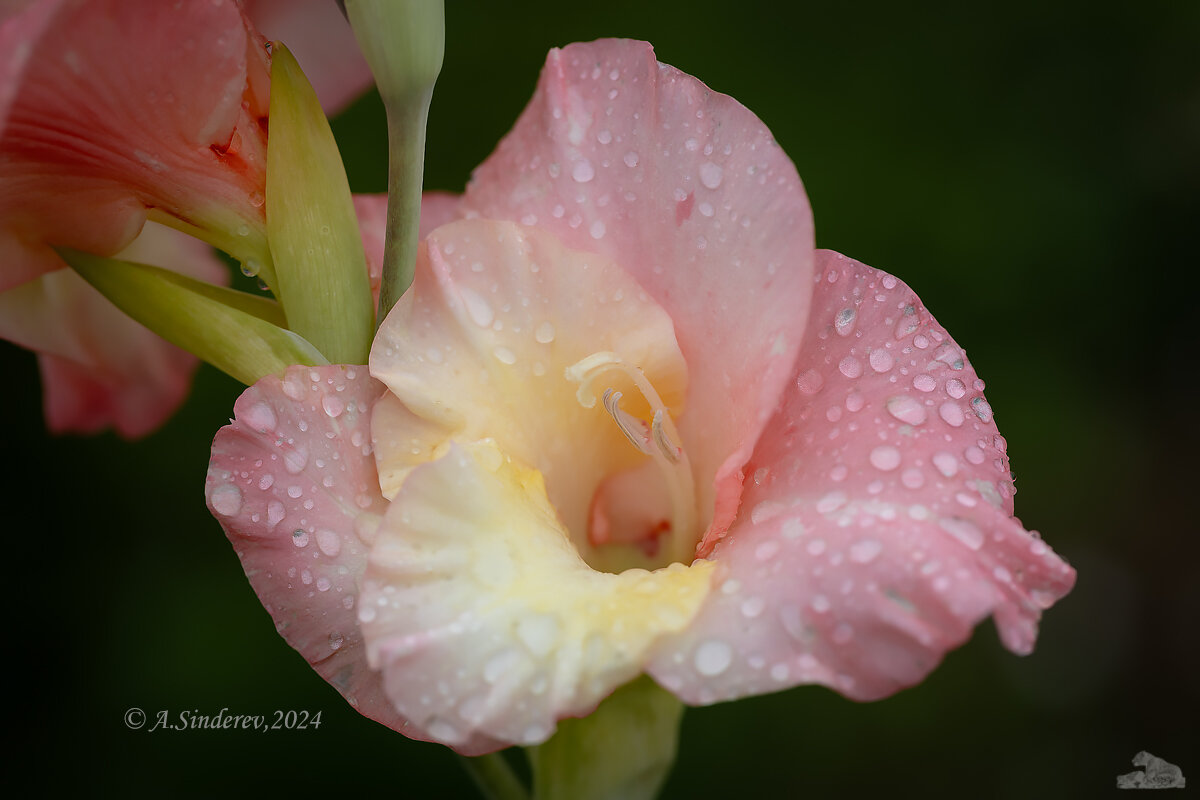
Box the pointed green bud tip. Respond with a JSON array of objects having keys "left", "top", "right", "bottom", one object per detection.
[{"left": 266, "top": 42, "right": 375, "bottom": 365}]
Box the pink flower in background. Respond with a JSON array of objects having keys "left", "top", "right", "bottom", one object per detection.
[
  {"left": 0, "top": 0, "right": 370, "bottom": 436},
  {"left": 205, "top": 39, "right": 1075, "bottom": 752}
]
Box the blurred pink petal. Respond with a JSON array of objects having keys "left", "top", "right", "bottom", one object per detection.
[
  {"left": 353, "top": 191, "right": 462, "bottom": 307},
  {"left": 0, "top": 222, "right": 226, "bottom": 437},
  {"left": 648, "top": 251, "right": 1075, "bottom": 703},
  {"left": 242, "top": 0, "right": 372, "bottom": 114},
  {"left": 0, "top": 0, "right": 271, "bottom": 291},
  {"left": 205, "top": 364, "right": 507, "bottom": 755}
]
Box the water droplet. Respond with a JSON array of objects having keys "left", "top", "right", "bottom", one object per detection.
[
  {"left": 460, "top": 288, "right": 494, "bottom": 328},
  {"left": 901, "top": 467, "right": 925, "bottom": 489},
  {"left": 811, "top": 594, "right": 831, "bottom": 613},
  {"left": 322, "top": 395, "right": 344, "bottom": 418},
  {"left": 869, "top": 445, "right": 901, "bottom": 471},
  {"left": 329, "top": 632, "right": 344, "bottom": 651},
  {"left": 796, "top": 369, "right": 824, "bottom": 394},
  {"left": 912, "top": 373, "right": 936, "bottom": 392},
  {"left": 886, "top": 396, "right": 927, "bottom": 425},
  {"left": 534, "top": 321, "right": 556, "bottom": 344},
  {"left": 869, "top": 349, "right": 894, "bottom": 372},
  {"left": 834, "top": 307, "right": 857, "bottom": 336},
  {"left": 838, "top": 356, "right": 863, "bottom": 379},
  {"left": 242, "top": 402, "right": 276, "bottom": 432},
  {"left": 623, "top": 151, "right": 639, "bottom": 167},
  {"left": 597, "top": 129, "right": 612, "bottom": 144},
  {"left": 316, "top": 529, "right": 341, "bottom": 557},
  {"left": 849, "top": 539, "right": 882, "bottom": 563},
  {"left": 939, "top": 517, "right": 984, "bottom": 550},
  {"left": 493, "top": 347, "right": 517, "bottom": 365},
  {"left": 210, "top": 484, "right": 242, "bottom": 516},
  {"left": 694, "top": 640, "right": 733, "bottom": 676},
  {"left": 939, "top": 402, "right": 965, "bottom": 427},
  {"left": 945, "top": 378, "right": 966, "bottom": 399},
  {"left": 971, "top": 397, "right": 994, "bottom": 422},
  {"left": 741, "top": 596, "right": 766, "bottom": 618},
  {"left": 292, "top": 529, "right": 310, "bottom": 548},
  {"left": 589, "top": 219, "right": 606, "bottom": 239},
  {"left": 572, "top": 159, "right": 595, "bottom": 182},
  {"left": 934, "top": 342, "right": 964, "bottom": 370},
  {"left": 932, "top": 451, "right": 958, "bottom": 477},
  {"left": 698, "top": 162, "right": 723, "bottom": 189},
  {"left": 751, "top": 500, "right": 784, "bottom": 524},
  {"left": 755, "top": 540, "right": 781, "bottom": 561},
  {"left": 816, "top": 492, "right": 847, "bottom": 513},
  {"left": 283, "top": 447, "right": 308, "bottom": 474}
]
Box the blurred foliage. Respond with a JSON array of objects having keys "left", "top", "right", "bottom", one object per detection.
[{"left": 3, "top": 0, "right": 1197, "bottom": 797}]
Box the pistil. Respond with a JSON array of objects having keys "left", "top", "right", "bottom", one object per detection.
[{"left": 566, "top": 352, "right": 697, "bottom": 565}]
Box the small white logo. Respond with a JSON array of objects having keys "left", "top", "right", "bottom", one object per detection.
[{"left": 1117, "top": 752, "right": 1186, "bottom": 790}]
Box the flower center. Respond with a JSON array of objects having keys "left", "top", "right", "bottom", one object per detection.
[{"left": 566, "top": 351, "right": 697, "bottom": 567}]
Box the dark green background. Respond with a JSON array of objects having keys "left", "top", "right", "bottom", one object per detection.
[{"left": 5, "top": 1, "right": 1197, "bottom": 796}]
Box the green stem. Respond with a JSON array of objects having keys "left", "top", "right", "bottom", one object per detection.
[
  {"left": 378, "top": 98, "right": 431, "bottom": 324},
  {"left": 458, "top": 753, "right": 530, "bottom": 800}
]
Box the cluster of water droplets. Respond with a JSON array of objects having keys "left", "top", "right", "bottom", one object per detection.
[
  {"left": 651, "top": 257, "right": 1072, "bottom": 703},
  {"left": 207, "top": 367, "right": 387, "bottom": 671}
]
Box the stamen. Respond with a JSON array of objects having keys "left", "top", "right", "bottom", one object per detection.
[
  {"left": 651, "top": 409, "right": 680, "bottom": 464},
  {"left": 602, "top": 390, "right": 654, "bottom": 455},
  {"left": 566, "top": 352, "right": 697, "bottom": 565}
]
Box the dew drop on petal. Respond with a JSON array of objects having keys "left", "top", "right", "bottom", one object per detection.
[
  {"left": 849, "top": 539, "right": 883, "bottom": 563},
  {"left": 535, "top": 321, "right": 556, "bottom": 344},
  {"left": 698, "top": 161, "right": 724, "bottom": 189},
  {"left": 939, "top": 402, "right": 965, "bottom": 427},
  {"left": 971, "top": 397, "right": 994, "bottom": 422},
  {"left": 460, "top": 288, "right": 495, "bottom": 328},
  {"left": 939, "top": 517, "right": 984, "bottom": 550},
  {"left": 834, "top": 308, "right": 857, "bottom": 336},
  {"left": 869, "top": 349, "right": 894, "bottom": 373},
  {"left": 694, "top": 640, "right": 733, "bottom": 676},
  {"left": 572, "top": 159, "right": 595, "bottom": 182},
  {"left": 838, "top": 356, "right": 863, "bottom": 379},
  {"left": 869, "top": 446, "right": 901, "bottom": 471},
  {"left": 292, "top": 529, "right": 309, "bottom": 548},
  {"left": 932, "top": 451, "right": 959, "bottom": 477},
  {"left": 796, "top": 369, "right": 824, "bottom": 395},
  {"left": 211, "top": 484, "right": 242, "bottom": 516},
  {"left": 886, "top": 396, "right": 927, "bottom": 425},
  {"left": 243, "top": 403, "right": 276, "bottom": 433},
  {"left": 912, "top": 373, "right": 937, "bottom": 392},
  {"left": 316, "top": 529, "right": 341, "bottom": 557}
]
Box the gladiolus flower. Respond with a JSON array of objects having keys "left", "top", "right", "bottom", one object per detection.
[{"left": 205, "top": 39, "right": 1074, "bottom": 753}]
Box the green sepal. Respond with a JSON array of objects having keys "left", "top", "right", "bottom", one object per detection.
[
  {"left": 526, "top": 676, "right": 684, "bottom": 800},
  {"left": 266, "top": 42, "right": 374, "bottom": 364},
  {"left": 60, "top": 248, "right": 328, "bottom": 386}
]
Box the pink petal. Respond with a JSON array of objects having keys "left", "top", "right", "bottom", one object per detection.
[
  {"left": 0, "top": 222, "right": 226, "bottom": 438},
  {"left": 205, "top": 365, "right": 510, "bottom": 751},
  {"left": 353, "top": 191, "right": 461, "bottom": 307},
  {"left": 0, "top": 0, "right": 270, "bottom": 291},
  {"left": 459, "top": 39, "right": 815, "bottom": 550},
  {"left": 242, "top": 0, "right": 373, "bottom": 114},
  {"left": 648, "top": 250, "right": 1075, "bottom": 704}
]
